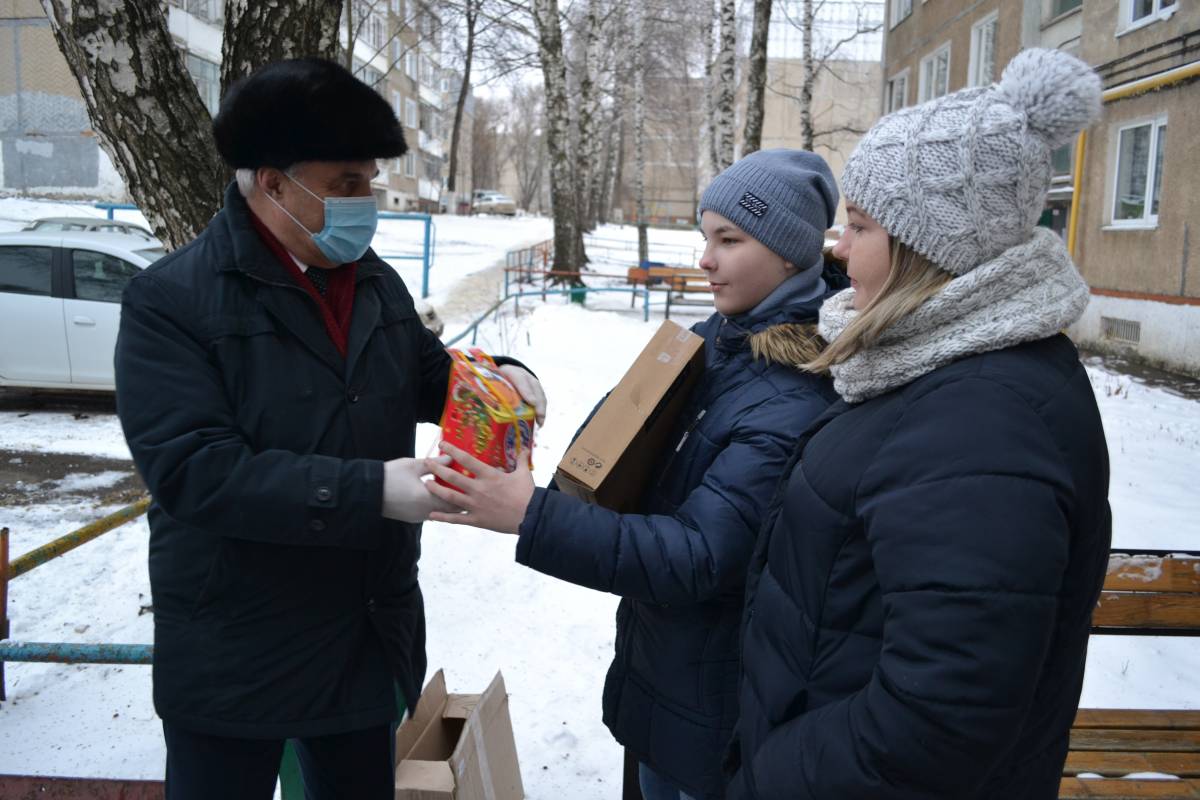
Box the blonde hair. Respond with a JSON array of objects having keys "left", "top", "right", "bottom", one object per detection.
[{"left": 805, "top": 241, "right": 953, "bottom": 373}]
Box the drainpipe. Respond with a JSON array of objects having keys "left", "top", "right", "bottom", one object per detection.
[{"left": 1067, "top": 59, "right": 1200, "bottom": 259}]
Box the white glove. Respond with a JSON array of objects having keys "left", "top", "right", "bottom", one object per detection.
[
  {"left": 381, "top": 456, "right": 454, "bottom": 523},
  {"left": 498, "top": 364, "right": 547, "bottom": 426}
]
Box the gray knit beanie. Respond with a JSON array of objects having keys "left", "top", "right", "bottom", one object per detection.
[
  {"left": 699, "top": 148, "right": 838, "bottom": 268},
  {"left": 841, "top": 48, "right": 1102, "bottom": 276}
]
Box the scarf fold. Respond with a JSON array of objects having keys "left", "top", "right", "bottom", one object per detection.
[{"left": 818, "top": 227, "right": 1090, "bottom": 403}]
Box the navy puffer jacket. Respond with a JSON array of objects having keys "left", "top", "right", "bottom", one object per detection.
[
  {"left": 728, "top": 334, "right": 1111, "bottom": 799},
  {"left": 515, "top": 295, "right": 839, "bottom": 799}
]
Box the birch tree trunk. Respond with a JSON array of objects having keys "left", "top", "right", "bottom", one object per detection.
[
  {"left": 532, "top": 0, "right": 582, "bottom": 280},
  {"left": 701, "top": 3, "right": 719, "bottom": 179},
  {"left": 633, "top": 0, "right": 648, "bottom": 267},
  {"left": 714, "top": 0, "right": 737, "bottom": 171},
  {"left": 42, "top": 0, "right": 343, "bottom": 250},
  {"left": 221, "top": 0, "right": 343, "bottom": 94},
  {"left": 41, "top": 0, "right": 224, "bottom": 249},
  {"left": 800, "top": 0, "right": 815, "bottom": 150},
  {"left": 574, "top": 0, "right": 603, "bottom": 231},
  {"left": 447, "top": 0, "right": 479, "bottom": 196},
  {"left": 742, "top": 0, "right": 772, "bottom": 155}
]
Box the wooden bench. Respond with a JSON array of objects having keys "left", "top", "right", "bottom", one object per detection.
[
  {"left": 1060, "top": 551, "right": 1200, "bottom": 798},
  {"left": 625, "top": 266, "right": 713, "bottom": 316}
]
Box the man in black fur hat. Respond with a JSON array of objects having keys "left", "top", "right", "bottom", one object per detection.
[{"left": 113, "top": 58, "right": 545, "bottom": 800}]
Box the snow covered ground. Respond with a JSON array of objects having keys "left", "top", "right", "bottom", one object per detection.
[{"left": 1, "top": 201, "right": 1198, "bottom": 793}]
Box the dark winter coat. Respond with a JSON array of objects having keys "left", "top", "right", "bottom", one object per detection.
[
  {"left": 516, "top": 296, "right": 839, "bottom": 799},
  {"left": 114, "top": 183, "right": 452, "bottom": 738},
  {"left": 728, "top": 334, "right": 1111, "bottom": 799}
]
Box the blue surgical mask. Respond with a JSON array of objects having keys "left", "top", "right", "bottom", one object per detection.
[{"left": 268, "top": 174, "right": 379, "bottom": 264}]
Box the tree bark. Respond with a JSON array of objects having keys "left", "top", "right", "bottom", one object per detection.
[
  {"left": 800, "top": 0, "right": 815, "bottom": 150},
  {"left": 221, "top": 0, "right": 343, "bottom": 95},
  {"left": 714, "top": 0, "right": 737, "bottom": 171},
  {"left": 532, "top": 0, "right": 582, "bottom": 281},
  {"left": 447, "top": 0, "right": 479, "bottom": 196},
  {"left": 41, "top": 0, "right": 225, "bottom": 249},
  {"left": 701, "top": 2, "right": 719, "bottom": 179},
  {"left": 42, "top": 0, "right": 344, "bottom": 250},
  {"left": 573, "top": 0, "right": 601, "bottom": 232},
  {"left": 742, "top": 0, "right": 772, "bottom": 155},
  {"left": 633, "top": 0, "right": 648, "bottom": 267}
]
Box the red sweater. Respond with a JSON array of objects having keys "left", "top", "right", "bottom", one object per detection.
[{"left": 248, "top": 211, "right": 357, "bottom": 357}]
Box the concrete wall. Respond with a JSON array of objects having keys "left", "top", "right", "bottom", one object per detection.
[
  {"left": 883, "top": 0, "right": 1022, "bottom": 104},
  {"left": 1069, "top": 293, "right": 1200, "bottom": 378},
  {"left": 1075, "top": 87, "right": 1198, "bottom": 298},
  {"left": 0, "top": 10, "right": 116, "bottom": 197}
]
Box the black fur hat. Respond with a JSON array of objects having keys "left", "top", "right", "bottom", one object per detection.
[{"left": 212, "top": 58, "right": 407, "bottom": 169}]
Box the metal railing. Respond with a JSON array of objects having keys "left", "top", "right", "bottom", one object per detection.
[{"left": 0, "top": 498, "right": 153, "bottom": 701}]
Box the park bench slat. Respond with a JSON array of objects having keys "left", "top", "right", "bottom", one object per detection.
[
  {"left": 1091, "top": 593, "right": 1200, "bottom": 631},
  {"left": 1070, "top": 729, "right": 1200, "bottom": 753},
  {"left": 1075, "top": 711, "right": 1200, "bottom": 731},
  {"left": 1105, "top": 556, "right": 1200, "bottom": 593},
  {"left": 1064, "top": 751, "right": 1200, "bottom": 777},
  {"left": 1059, "top": 777, "right": 1200, "bottom": 798}
]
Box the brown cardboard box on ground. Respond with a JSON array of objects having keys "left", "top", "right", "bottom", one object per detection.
[
  {"left": 394, "top": 670, "right": 524, "bottom": 800},
  {"left": 555, "top": 319, "right": 705, "bottom": 512}
]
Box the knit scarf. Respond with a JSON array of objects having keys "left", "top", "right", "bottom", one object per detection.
[{"left": 818, "top": 227, "right": 1090, "bottom": 404}]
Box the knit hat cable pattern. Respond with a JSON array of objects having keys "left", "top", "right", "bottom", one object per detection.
[
  {"left": 841, "top": 48, "right": 1102, "bottom": 276},
  {"left": 818, "top": 227, "right": 1090, "bottom": 403}
]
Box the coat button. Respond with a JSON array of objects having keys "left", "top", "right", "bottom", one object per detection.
[
  {"left": 366, "top": 598, "right": 377, "bottom": 613},
  {"left": 314, "top": 486, "right": 332, "bottom": 502},
  {"left": 309, "top": 519, "right": 326, "bottom": 532},
  {"left": 348, "top": 391, "right": 360, "bottom": 403}
]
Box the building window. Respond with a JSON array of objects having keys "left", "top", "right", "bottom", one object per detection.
[
  {"left": 1111, "top": 118, "right": 1166, "bottom": 226},
  {"left": 405, "top": 152, "right": 417, "bottom": 178},
  {"left": 1051, "top": 0, "right": 1082, "bottom": 17},
  {"left": 405, "top": 98, "right": 418, "bottom": 129},
  {"left": 886, "top": 70, "right": 909, "bottom": 112},
  {"left": 968, "top": 12, "right": 998, "bottom": 87},
  {"left": 391, "top": 39, "right": 403, "bottom": 66},
  {"left": 391, "top": 0, "right": 402, "bottom": 14},
  {"left": 1051, "top": 143, "right": 1074, "bottom": 177},
  {"left": 394, "top": 157, "right": 403, "bottom": 174},
  {"left": 889, "top": 0, "right": 912, "bottom": 29},
  {"left": 918, "top": 43, "right": 951, "bottom": 103},
  {"left": 1130, "top": 0, "right": 1175, "bottom": 24},
  {"left": 392, "top": 90, "right": 402, "bottom": 118},
  {"left": 406, "top": 51, "right": 418, "bottom": 79},
  {"left": 185, "top": 53, "right": 221, "bottom": 115}
]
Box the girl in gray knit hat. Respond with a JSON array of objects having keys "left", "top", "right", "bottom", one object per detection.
[
  {"left": 727, "top": 49, "right": 1113, "bottom": 799},
  {"left": 426, "top": 148, "right": 845, "bottom": 800}
]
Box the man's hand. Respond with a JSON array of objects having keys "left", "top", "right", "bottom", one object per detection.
[
  {"left": 498, "top": 364, "right": 547, "bottom": 426},
  {"left": 381, "top": 456, "right": 455, "bottom": 523},
  {"left": 425, "top": 442, "right": 535, "bottom": 534}
]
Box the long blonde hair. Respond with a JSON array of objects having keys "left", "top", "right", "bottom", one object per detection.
[{"left": 805, "top": 241, "right": 953, "bottom": 373}]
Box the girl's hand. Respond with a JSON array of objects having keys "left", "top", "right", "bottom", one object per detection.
[{"left": 425, "top": 442, "right": 535, "bottom": 534}]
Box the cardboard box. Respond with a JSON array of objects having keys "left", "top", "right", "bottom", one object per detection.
[
  {"left": 394, "top": 670, "right": 524, "bottom": 800},
  {"left": 555, "top": 319, "right": 705, "bottom": 512}
]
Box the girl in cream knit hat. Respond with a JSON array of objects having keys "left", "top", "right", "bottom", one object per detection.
[{"left": 727, "top": 49, "right": 1113, "bottom": 799}]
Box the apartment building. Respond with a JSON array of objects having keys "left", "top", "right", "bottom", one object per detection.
[
  {"left": 882, "top": 0, "right": 1199, "bottom": 375},
  {"left": 0, "top": 0, "right": 462, "bottom": 214}
]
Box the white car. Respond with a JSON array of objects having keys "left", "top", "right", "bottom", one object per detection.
[{"left": 0, "top": 230, "right": 165, "bottom": 391}]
